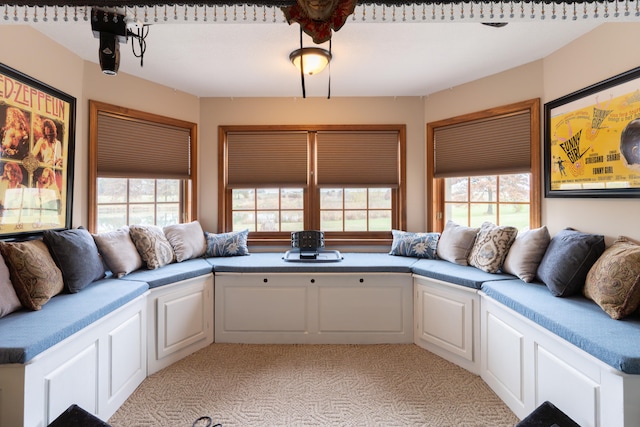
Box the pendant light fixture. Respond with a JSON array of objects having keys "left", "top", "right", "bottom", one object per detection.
[
  {"left": 289, "top": 47, "right": 332, "bottom": 76},
  {"left": 290, "top": 27, "right": 332, "bottom": 99}
]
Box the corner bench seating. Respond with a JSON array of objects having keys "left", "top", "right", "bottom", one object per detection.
[{"left": 1, "top": 253, "right": 639, "bottom": 427}]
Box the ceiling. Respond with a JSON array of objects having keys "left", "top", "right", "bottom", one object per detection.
[{"left": 24, "top": 6, "right": 604, "bottom": 98}]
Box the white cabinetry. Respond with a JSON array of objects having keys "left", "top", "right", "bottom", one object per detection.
[
  {"left": 215, "top": 272, "right": 413, "bottom": 344},
  {"left": 413, "top": 275, "right": 481, "bottom": 374},
  {"left": 480, "top": 293, "right": 640, "bottom": 427},
  {"left": 0, "top": 294, "right": 147, "bottom": 427},
  {"left": 147, "top": 273, "right": 214, "bottom": 375}
]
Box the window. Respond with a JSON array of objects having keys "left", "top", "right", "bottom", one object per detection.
[
  {"left": 89, "top": 101, "right": 198, "bottom": 232},
  {"left": 427, "top": 99, "right": 541, "bottom": 231},
  {"left": 96, "top": 178, "right": 183, "bottom": 233},
  {"left": 443, "top": 174, "right": 531, "bottom": 230},
  {"left": 219, "top": 125, "right": 406, "bottom": 245}
]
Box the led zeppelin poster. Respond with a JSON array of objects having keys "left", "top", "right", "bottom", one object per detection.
[
  {"left": 0, "top": 63, "right": 75, "bottom": 239},
  {"left": 545, "top": 66, "right": 640, "bottom": 198}
]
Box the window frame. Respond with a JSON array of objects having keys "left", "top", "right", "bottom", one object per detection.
[
  {"left": 426, "top": 99, "right": 541, "bottom": 232},
  {"left": 88, "top": 100, "right": 198, "bottom": 233},
  {"left": 218, "top": 124, "right": 406, "bottom": 246}
]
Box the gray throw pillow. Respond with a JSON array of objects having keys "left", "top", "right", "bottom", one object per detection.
[
  {"left": 435, "top": 220, "right": 479, "bottom": 266},
  {"left": 164, "top": 221, "right": 207, "bottom": 262},
  {"left": 0, "top": 253, "right": 21, "bottom": 317},
  {"left": 502, "top": 226, "right": 551, "bottom": 282},
  {"left": 43, "top": 228, "right": 106, "bottom": 293},
  {"left": 536, "top": 228, "right": 605, "bottom": 297},
  {"left": 93, "top": 227, "right": 143, "bottom": 278}
]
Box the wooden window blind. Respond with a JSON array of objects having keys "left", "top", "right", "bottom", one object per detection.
[
  {"left": 226, "top": 131, "right": 309, "bottom": 188},
  {"left": 433, "top": 111, "right": 531, "bottom": 178},
  {"left": 315, "top": 131, "right": 400, "bottom": 187},
  {"left": 97, "top": 112, "right": 191, "bottom": 179}
]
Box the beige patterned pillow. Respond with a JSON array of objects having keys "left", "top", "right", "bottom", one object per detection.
[
  {"left": 584, "top": 237, "right": 640, "bottom": 320},
  {"left": 468, "top": 222, "right": 518, "bottom": 273},
  {"left": 435, "top": 221, "right": 479, "bottom": 266},
  {"left": 163, "top": 221, "right": 206, "bottom": 262},
  {"left": 129, "top": 225, "right": 176, "bottom": 270},
  {"left": 0, "top": 240, "right": 63, "bottom": 310}
]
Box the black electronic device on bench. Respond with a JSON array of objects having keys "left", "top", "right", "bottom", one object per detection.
[{"left": 291, "top": 230, "right": 324, "bottom": 259}]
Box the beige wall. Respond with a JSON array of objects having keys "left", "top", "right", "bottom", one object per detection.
[
  {"left": 0, "top": 26, "right": 200, "bottom": 230},
  {"left": 81, "top": 60, "right": 200, "bottom": 227},
  {"left": 1, "top": 26, "right": 86, "bottom": 228},
  {"left": 3, "top": 23, "right": 639, "bottom": 244},
  {"left": 424, "top": 23, "right": 640, "bottom": 243},
  {"left": 199, "top": 97, "right": 426, "bottom": 233},
  {"left": 542, "top": 23, "right": 640, "bottom": 243}
]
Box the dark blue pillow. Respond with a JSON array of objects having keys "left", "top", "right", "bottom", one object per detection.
[
  {"left": 536, "top": 228, "right": 605, "bottom": 297},
  {"left": 44, "top": 227, "right": 106, "bottom": 293}
]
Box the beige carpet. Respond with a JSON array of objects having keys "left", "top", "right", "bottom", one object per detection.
[{"left": 109, "top": 344, "right": 519, "bottom": 427}]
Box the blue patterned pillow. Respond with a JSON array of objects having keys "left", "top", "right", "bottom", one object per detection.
[
  {"left": 389, "top": 230, "right": 440, "bottom": 259},
  {"left": 204, "top": 229, "right": 249, "bottom": 257}
]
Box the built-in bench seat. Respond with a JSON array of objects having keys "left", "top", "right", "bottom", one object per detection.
[
  {"left": 482, "top": 279, "right": 640, "bottom": 374},
  {"left": 2, "top": 248, "right": 639, "bottom": 427},
  {"left": 125, "top": 258, "right": 214, "bottom": 288},
  {"left": 411, "top": 258, "right": 515, "bottom": 289},
  {"left": 208, "top": 251, "right": 419, "bottom": 273},
  {"left": 0, "top": 277, "right": 148, "bottom": 364}
]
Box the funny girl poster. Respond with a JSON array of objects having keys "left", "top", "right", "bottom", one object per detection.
[
  {"left": 546, "top": 67, "right": 640, "bottom": 197},
  {"left": 0, "top": 63, "right": 75, "bottom": 239}
]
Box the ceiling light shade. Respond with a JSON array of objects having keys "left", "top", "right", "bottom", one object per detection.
[{"left": 289, "top": 47, "right": 332, "bottom": 76}]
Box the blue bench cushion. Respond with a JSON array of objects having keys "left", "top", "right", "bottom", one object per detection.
[
  {"left": 209, "top": 252, "right": 420, "bottom": 273},
  {"left": 412, "top": 259, "right": 516, "bottom": 289},
  {"left": 0, "top": 278, "right": 148, "bottom": 364},
  {"left": 482, "top": 279, "right": 640, "bottom": 374},
  {"left": 125, "top": 258, "right": 213, "bottom": 288}
]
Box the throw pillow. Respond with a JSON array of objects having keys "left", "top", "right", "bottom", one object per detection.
[
  {"left": 0, "top": 240, "right": 63, "bottom": 310},
  {"left": 583, "top": 237, "right": 640, "bottom": 320},
  {"left": 536, "top": 228, "right": 605, "bottom": 297},
  {"left": 468, "top": 222, "right": 518, "bottom": 273},
  {"left": 43, "top": 228, "right": 106, "bottom": 293},
  {"left": 92, "top": 227, "right": 143, "bottom": 278},
  {"left": 501, "top": 226, "right": 551, "bottom": 282},
  {"left": 129, "top": 225, "right": 176, "bottom": 269},
  {"left": 163, "top": 221, "right": 207, "bottom": 262},
  {"left": 0, "top": 253, "right": 21, "bottom": 318},
  {"left": 435, "top": 220, "right": 479, "bottom": 266},
  {"left": 204, "top": 229, "right": 249, "bottom": 257},
  {"left": 389, "top": 230, "right": 439, "bottom": 259}
]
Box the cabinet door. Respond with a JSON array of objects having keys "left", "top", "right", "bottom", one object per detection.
[
  {"left": 215, "top": 272, "right": 413, "bottom": 344},
  {"left": 215, "top": 273, "right": 311, "bottom": 343},
  {"left": 150, "top": 273, "right": 214, "bottom": 374},
  {"left": 315, "top": 273, "right": 413, "bottom": 343},
  {"left": 414, "top": 276, "right": 479, "bottom": 373}
]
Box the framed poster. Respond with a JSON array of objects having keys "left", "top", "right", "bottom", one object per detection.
[
  {"left": 544, "top": 66, "right": 640, "bottom": 198},
  {"left": 0, "top": 63, "right": 75, "bottom": 240}
]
